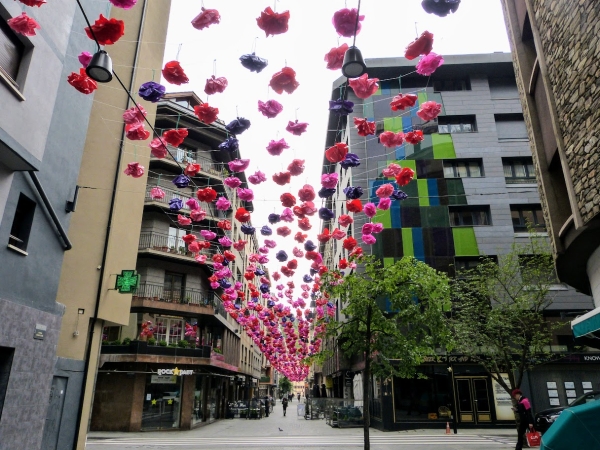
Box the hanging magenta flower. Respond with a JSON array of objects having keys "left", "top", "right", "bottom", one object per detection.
[
  {"left": 376, "top": 183, "right": 395, "bottom": 198},
  {"left": 226, "top": 117, "right": 251, "bottom": 135},
  {"left": 324, "top": 43, "right": 349, "bottom": 70},
  {"left": 256, "top": 7, "right": 290, "bottom": 37},
  {"left": 332, "top": 8, "right": 364, "bottom": 37},
  {"left": 149, "top": 138, "right": 168, "bottom": 158},
  {"left": 416, "top": 52, "right": 444, "bottom": 76},
  {"left": 85, "top": 14, "right": 124, "bottom": 45},
  {"left": 178, "top": 215, "right": 192, "bottom": 226},
  {"left": 184, "top": 163, "right": 201, "bottom": 177},
  {"left": 340, "top": 153, "right": 360, "bottom": 170},
  {"left": 138, "top": 81, "right": 165, "bottom": 102},
  {"left": 318, "top": 187, "right": 336, "bottom": 198},
  {"left": 405, "top": 31, "right": 434, "bottom": 60},
  {"left": 272, "top": 171, "right": 291, "bottom": 185},
  {"left": 280, "top": 193, "right": 296, "bottom": 207},
  {"left": 218, "top": 137, "right": 239, "bottom": 152},
  {"left": 78, "top": 51, "right": 93, "bottom": 68},
  {"left": 325, "top": 143, "right": 348, "bottom": 163},
  {"left": 109, "top": 0, "right": 137, "bottom": 9},
  {"left": 240, "top": 53, "right": 269, "bottom": 73},
  {"left": 7, "top": 12, "right": 40, "bottom": 36},
  {"left": 265, "top": 239, "right": 277, "bottom": 248},
  {"left": 169, "top": 198, "right": 183, "bottom": 211},
  {"left": 395, "top": 167, "right": 415, "bottom": 186},
  {"left": 417, "top": 101, "right": 442, "bottom": 121},
  {"left": 266, "top": 138, "right": 289, "bottom": 156},
  {"left": 18, "top": 0, "right": 46, "bottom": 6},
  {"left": 329, "top": 98, "right": 354, "bottom": 116},
  {"left": 288, "top": 159, "right": 305, "bottom": 176},
  {"left": 186, "top": 198, "right": 199, "bottom": 210},
  {"left": 391, "top": 189, "right": 408, "bottom": 201},
  {"left": 191, "top": 7, "right": 220, "bottom": 30},
  {"left": 258, "top": 99, "right": 283, "bottom": 118},
  {"left": 390, "top": 93, "right": 418, "bottom": 111},
  {"left": 377, "top": 197, "right": 391, "bottom": 210},
  {"left": 172, "top": 174, "right": 190, "bottom": 188},
  {"left": 269, "top": 67, "right": 299, "bottom": 94},
  {"left": 163, "top": 129, "right": 188, "bottom": 147},
  {"left": 354, "top": 117, "right": 375, "bottom": 136},
  {"left": 216, "top": 196, "right": 231, "bottom": 211},
  {"left": 348, "top": 74, "right": 379, "bottom": 99},
  {"left": 205, "top": 75, "right": 228, "bottom": 95},
  {"left": 277, "top": 226, "right": 292, "bottom": 237},
  {"left": 405, "top": 130, "right": 424, "bottom": 145},
  {"left": 162, "top": 61, "right": 189, "bottom": 85},
  {"left": 362, "top": 234, "right": 377, "bottom": 245},
  {"left": 280, "top": 208, "right": 294, "bottom": 222},
  {"left": 125, "top": 123, "right": 150, "bottom": 141},
  {"left": 150, "top": 187, "right": 165, "bottom": 199},
  {"left": 298, "top": 185, "right": 315, "bottom": 202},
  {"left": 237, "top": 188, "right": 254, "bottom": 201},
  {"left": 422, "top": 0, "right": 461, "bottom": 17},
  {"left": 321, "top": 173, "right": 339, "bottom": 189},
  {"left": 228, "top": 159, "right": 250, "bottom": 172},
  {"left": 123, "top": 104, "right": 147, "bottom": 125},
  {"left": 193, "top": 103, "right": 219, "bottom": 124},
  {"left": 196, "top": 187, "right": 217, "bottom": 203},
  {"left": 338, "top": 214, "right": 353, "bottom": 227},
  {"left": 249, "top": 171, "right": 267, "bottom": 185},
  {"left": 67, "top": 69, "right": 98, "bottom": 95},
  {"left": 124, "top": 162, "right": 144, "bottom": 178},
  {"left": 201, "top": 230, "right": 217, "bottom": 240},
  {"left": 286, "top": 120, "right": 308, "bottom": 136},
  {"left": 224, "top": 177, "right": 242, "bottom": 188},
  {"left": 363, "top": 203, "right": 377, "bottom": 218},
  {"left": 380, "top": 131, "right": 405, "bottom": 148}
]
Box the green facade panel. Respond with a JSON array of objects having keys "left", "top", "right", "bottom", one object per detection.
[
  {"left": 432, "top": 134, "right": 456, "bottom": 159},
  {"left": 402, "top": 228, "right": 414, "bottom": 257},
  {"left": 452, "top": 227, "right": 480, "bottom": 256}
]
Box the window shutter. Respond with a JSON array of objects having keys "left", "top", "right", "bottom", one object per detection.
[{"left": 0, "top": 19, "right": 24, "bottom": 82}]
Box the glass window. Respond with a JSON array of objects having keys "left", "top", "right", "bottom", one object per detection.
[
  {"left": 192, "top": 376, "right": 204, "bottom": 424},
  {"left": 9, "top": 193, "right": 36, "bottom": 252},
  {"left": 154, "top": 317, "right": 184, "bottom": 345},
  {"left": 142, "top": 374, "right": 182, "bottom": 430},
  {"left": 503, "top": 158, "right": 536, "bottom": 184},
  {"left": 438, "top": 115, "right": 477, "bottom": 134},
  {"left": 0, "top": 18, "right": 24, "bottom": 88},
  {"left": 443, "top": 160, "right": 483, "bottom": 178},
  {"left": 495, "top": 114, "right": 528, "bottom": 140},
  {"left": 164, "top": 272, "right": 185, "bottom": 302},
  {"left": 510, "top": 205, "right": 545, "bottom": 232},
  {"left": 449, "top": 206, "right": 491, "bottom": 227}
]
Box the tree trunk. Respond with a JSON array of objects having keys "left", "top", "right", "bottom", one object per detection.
[{"left": 363, "top": 304, "right": 372, "bottom": 450}]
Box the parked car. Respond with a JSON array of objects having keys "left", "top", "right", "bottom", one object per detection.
[{"left": 535, "top": 391, "right": 600, "bottom": 433}]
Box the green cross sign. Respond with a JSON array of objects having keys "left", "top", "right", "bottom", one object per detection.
[{"left": 115, "top": 270, "right": 139, "bottom": 294}]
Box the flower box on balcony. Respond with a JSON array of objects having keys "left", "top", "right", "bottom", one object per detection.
[{"left": 211, "top": 352, "right": 225, "bottom": 362}]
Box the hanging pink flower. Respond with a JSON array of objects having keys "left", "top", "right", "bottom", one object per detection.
[
  {"left": 277, "top": 226, "right": 292, "bottom": 237},
  {"left": 201, "top": 230, "right": 217, "bottom": 240},
  {"left": 7, "top": 12, "right": 40, "bottom": 36},
  {"left": 376, "top": 184, "right": 395, "bottom": 198},
  {"left": 215, "top": 196, "right": 231, "bottom": 211},
  {"left": 395, "top": 167, "right": 415, "bottom": 186},
  {"left": 269, "top": 67, "right": 299, "bottom": 95},
  {"left": 363, "top": 203, "right": 377, "bottom": 218},
  {"left": 264, "top": 239, "right": 277, "bottom": 248},
  {"left": 108, "top": 0, "right": 137, "bottom": 8},
  {"left": 280, "top": 208, "right": 294, "bottom": 222},
  {"left": 85, "top": 14, "right": 124, "bottom": 45},
  {"left": 362, "top": 223, "right": 375, "bottom": 235},
  {"left": 67, "top": 68, "right": 98, "bottom": 95},
  {"left": 184, "top": 163, "right": 201, "bottom": 177},
  {"left": 256, "top": 6, "right": 290, "bottom": 37},
  {"left": 149, "top": 137, "right": 168, "bottom": 158},
  {"left": 380, "top": 131, "right": 405, "bottom": 148},
  {"left": 272, "top": 172, "right": 291, "bottom": 185},
  {"left": 163, "top": 129, "right": 188, "bottom": 147},
  {"left": 78, "top": 51, "right": 93, "bottom": 68},
  {"left": 354, "top": 117, "right": 375, "bottom": 136},
  {"left": 321, "top": 173, "right": 339, "bottom": 189},
  {"left": 123, "top": 162, "right": 144, "bottom": 178},
  {"left": 390, "top": 93, "right": 418, "bottom": 111},
  {"left": 123, "top": 104, "right": 147, "bottom": 125},
  {"left": 417, "top": 101, "right": 442, "bottom": 121},
  {"left": 405, "top": 130, "right": 424, "bottom": 145},
  {"left": 286, "top": 120, "right": 308, "bottom": 136},
  {"left": 378, "top": 197, "right": 391, "bottom": 210},
  {"left": 371, "top": 223, "right": 384, "bottom": 234},
  {"left": 191, "top": 7, "right": 220, "bottom": 30},
  {"left": 324, "top": 43, "right": 349, "bottom": 70},
  {"left": 204, "top": 75, "right": 228, "bottom": 95},
  {"left": 249, "top": 171, "right": 267, "bottom": 185},
  {"left": 332, "top": 8, "right": 364, "bottom": 37},
  {"left": 237, "top": 188, "right": 254, "bottom": 201},
  {"left": 219, "top": 236, "right": 232, "bottom": 247},
  {"left": 125, "top": 123, "right": 150, "bottom": 141},
  {"left": 338, "top": 214, "right": 353, "bottom": 227},
  {"left": 162, "top": 61, "right": 189, "bottom": 85},
  {"left": 228, "top": 159, "right": 250, "bottom": 172},
  {"left": 195, "top": 254, "right": 207, "bottom": 264},
  {"left": 348, "top": 74, "right": 379, "bottom": 99},
  {"left": 405, "top": 31, "right": 434, "bottom": 60},
  {"left": 224, "top": 177, "right": 242, "bottom": 188},
  {"left": 331, "top": 229, "right": 346, "bottom": 240},
  {"left": 233, "top": 240, "right": 247, "bottom": 251},
  {"left": 362, "top": 234, "right": 377, "bottom": 245},
  {"left": 190, "top": 209, "right": 206, "bottom": 222},
  {"left": 298, "top": 185, "right": 315, "bottom": 202},
  {"left": 193, "top": 103, "right": 219, "bottom": 124},
  {"left": 178, "top": 215, "right": 192, "bottom": 226},
  {"left": 288, "top": 159, "right": 305, "bottom": 176},
  {"left": 150, "top": 187, "right": 165, "bottom": 199},
  {"left": 266, "top": 138, "right": 289, "bottom": 156},
  {"left": 382, "top": 163, "right": 402, "bottom": 178},
  {"left": 186, "top": 198, "right": 199, "bottom": 210},
  {"left": 258, "top": 99, "right": 283, "bottom": 118},
  {"left": 416, "top": 52, "right": 444, "bottom": 76}
]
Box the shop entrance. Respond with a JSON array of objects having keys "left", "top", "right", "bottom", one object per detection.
[
  {"left": 141, "top": 374, "right": 182, "bottom": 430},
  {"left": 455, "top": 377, "right": 492, "bottom": 424}
]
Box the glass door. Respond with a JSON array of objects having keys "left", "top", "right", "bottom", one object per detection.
[
  {"left": 455, "top": 378, "right": 474, "bottom": 423},
  {"left": 142, "top": 374, "right": 182, "bottom": 430},
  {"left": 472, "top": 379, "right": 492, "bottom": 422},
  {"left": 455, "top": 377, "right": 492, "bottom": 424}
]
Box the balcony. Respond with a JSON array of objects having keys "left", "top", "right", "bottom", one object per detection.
[
  {"left": 144, "top": 185, "right": 228, "bottom": 221},
  {"left": 138, "top": 232, "right": 221, "bottom": 264},
  {"left": 132, "top": 282, "right": 216, "bottom": 315},
  {"left": 151, "top": 146, "right": 228, "bottom": 181}
]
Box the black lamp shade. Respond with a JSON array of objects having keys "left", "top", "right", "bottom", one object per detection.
[
  {"left": 86, "top": 50, "right": 113, "bottom": 83},
  {"left": 342, "top": 46, "right": 367, "bottom": 78}
]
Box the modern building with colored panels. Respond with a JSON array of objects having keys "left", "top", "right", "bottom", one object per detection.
[{"left": 320, "top": 53, "right": 596, "bottom": 430}]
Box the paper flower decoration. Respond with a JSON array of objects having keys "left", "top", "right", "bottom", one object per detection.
[
  {"left": 277, "top": 226, "right": 292, "bottom": 237},
  {"left": 261, "top": 225, "right": 273, "bottom": 236},
  {"left": 318, "top": 187, "right": 336, "bottom": 198},
  {"left": 286, "top": 120, "right": 308, "bottom": 136},
  {"left": 276, "top": 250, "right": 288, "bottom": 262},
  {"left": 67, "top": 69, "right": 98, "bottom": 95},
  {"left": 215, "top": 196, "right": 231, "bottom": 211},
  {"left": 237, "top": 188, "right": 254, "bottom": 201},
  {"left": 193, "top": 104, "right": 219, "bottom": 124},
  {"left": 324, "top": 43, "right": 349, "bottom": 71},
  {"left": 391, "top": 189, "right": 409, "bottom": 201},
  {"left": 288, "top": 159, "right": 305, "bottom": 176},
  {"left": 348, "top": 74, "right": 379, "bottom": 99},
  {"left": 331, "top": 229, "right": 346, "bottom": 240},
  {"left": 138, "top": 81, "right": 165, "bottom": 102},
  {"left": 377, "top": 197, "right": 391, "bottom": 210},
  {"left": 258, "top": 99, "right": 283, "bottom": 118},
  {"left": 390, "top": 93, "right": 418, "bottom": 111},
  {"left": 405, "top": 31, "right": 434, "bottom": 60},
  {"left": 228, "top": 159, "right": 250, "bottom": 172},
  {"left": 395, "top": 167, "right": 415, "bottom": 186},
  {"left": 172, "top": 174, "right": 190, "bottom": 188},
  {"left": 150, "top": 187, "right": 165, "bottom": 199},
  {"left": 109, "top": 0, "right": 137, "bottom": 9},
  {"left": 218, "top": 137, "right": 239, "bottom": 152},
  {"left": 233, "top": 240, "right": 247, "bottom": 250},
  {"left": 201, "top": 230, "right": 217, "bottom": 240},
  {"left": 266, "top": 138, "right": 289, "bottom": 156},
  {"left": 346, "top": 199, "right": 362, "bottom": 213},
  {"left": 340, "top": 153, "right": 360, "bottom": 170},
  {"left": 272, "top": 172, "right": 291, "bottom": 185},
  {"left": 185, "top": 198, "right": 199, "bottom": 210},
  {"left": 235, "top": 207, "right": 251, "bottom": 223},
  {"left": 294, "top": 233, "right": 307, "bottom": 244},
  {"left": 123, "top": 104, "right": 147, "bottom": 125},
  {"left": 332, "top": 8, "right": 364, "bottom": 37},
  {"left": 298, "top": 218, "right": 311, "bottom": 231},
  {"left": 293, "top": 248, "right": 304, "bottom": 258},
  {"left": 338, "top": 214, "right": 353, "bottom": 227},
  {"left": 329, "top": 98, "right": 354, "bottom": 116},
  {"left": 287, "top": 260, "right": 298, "bottom": 270},
  {"left": 191, "top": 7, "right": 220, "bottom": 29},
  {"left": 422, "top": 0, "right": 461, "bottom": 17},
  {"left": 124, "top": 162, "right": 144, "bottom": 178},
  {"left": 280, "top": 208, "right": 294, "bottom": 222},
  {"left": 376, "top": 184, "right": 395, "bottom": 198},
  {"left": 85, "top": 14, "right": 124, "bottom": 45},
  {"left": 380, "top": 131, "right": 405, "bottom": 148},
  {"left": 169, "top": 198, "right": 183, "bottom": 211},
  {"left": 354, "top": 117, "right": 375, "bottom": 136},
  {"left": 205, "top": 75, "right": 228, "bottom": 95},
  {"left": 7, "top": 12, "right": 40, "bottom": 36},
  {"left": 405, "top": 130, "right": 424, "bottom": 145},
  {"left": 178, "top": 215, "right": 192, "bottom": 226},
  {"left": 298, "top": 185, "right": 315, "bottom": 202},
  {"left": 78, "top": 51, "right": 93, "bottom": 68},
  {"left": 280, "top": 193, "right": 296, "bottom": 207},
  {"left": 217, "top": 220, "right": 231, "bottom": 230},
  {"left": 264, "top": 239, "right": 277, "bottom": 248},
  {"left": 269, "top": 67, "right": 299, "bottom": 95},
  {"left": 240, "top": 53, "right": 269, "bottom": 73},
  {"left": 162, "top": 61, "right": 189, "bottom": 85},
  {"left": 249, "top": 171, "right": 267, "bottom": 185},
  {"left": 162, "top": 129, "right": 188, "bottom": 147},
  {"left": 343, "top": 237, "right": 357, "bottom": 251},
  {"left": 416, "top": 52, "right": 444, "bottom": 76},
  {"left": 125, "top": 123, "right": 150, "bottom": 141},
  {"left": 182, "top": 234, "right": 197, "bottom": 244},
  {"left": 191, "top": 208, "right": 206, "bottom": 222},
  {"left": 417, "top": 101, "right": 442, "bottom": 121},
  {"left": 224, "top": 177, "right": 242, "bottom": 188},
  {"left": 226, "top": 117, "right": 251, "bottom": 135},
  {"left": 325, "top": 143, "right": 349, "bottom": 163},
  {"left": 196, "top": 187, "right": 217, "bottom": 203},
  {"left": 219, "top": 237, "right": 232, "bottom": 248},
  {"left": 304, "top": 240, "right": 317, "bottom": 251},
  {"left": 321, "top": 173, "right": 339, "bottom": 189},
  {"left": 362, "top": 234, "right": 377, "bottom": 245},
  {"left": 256, "top": 7, "right": 290, "bottom": 37},
  {"left": 18, "top": 0, "right": 46, "bottom": 6},
  {"left": 268, "top": 213, "right": 281, "bottom": 224}
]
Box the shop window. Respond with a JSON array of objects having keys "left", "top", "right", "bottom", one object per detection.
[
  {"left": 433, "top": 77, "right": 471, "bottom": 92},
  {"left": 510, "top": 204, "right": 546, "bottom": 232},
  {"left": 443, "top": 159, "right": 483, "bottom": 178},
  {"left": 0, "top": 347, "right": 15, "bottom": 423},
  {"left": 192, "top": 376, "right": 204, "bottom": 424},
  {"left": 8, "top": 193, "right": 36, "bottom": 253},
  {"left": 164, "top": 272, "right": 185, "bottom": 302},
  {"left": 142, "top": 373, "right": 182, "bottom": 430},
  {"left": 449, "top": 206, "right": 491, "bottom": 227},
  {"left": 0, "top": 17, "right": 24, "bottom": 91},
  {"left": 495, "top": 113, "right": 528, "bottom": 141},
  {"left": 503, "top": 158, "right": 536, "bottom": 184},
  {"left": 154, "top": 317, "right": 184, "bottom": 345},
  {"left": 438, "top": 115, "right": 477, "bottom": 134},
  {"left": 102, "top": 326, "right": 121, "bottom": 342},
  {"left": 392, "top": 369, "right": 453, "bottom": 422}
]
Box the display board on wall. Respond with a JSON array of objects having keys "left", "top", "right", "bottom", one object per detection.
[{"left": 492, "top": 374, "right": 514, "bottom": 420}]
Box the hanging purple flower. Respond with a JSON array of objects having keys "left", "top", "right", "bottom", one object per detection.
[
  {"left": 240, "top": 53, "right": 269, "bottom": 73},
  {"left": 276, "top": 250, "right": 288, "bottom": 262},
  {"left": 391, "top": 189, "right": 409, "bottom": 201},
  {"left": 138, "top": 81, "right": 166, "bottom": 103},
  {"left": 261, "top": 225, "right": 273, "bottom": 236},
  {"left": 340, "top": 153, "right": 361, "bottom": 170},
  {"left": 343, "top": 186, "right": 364, "bottom": 199},
  {"left": 255, "top": 268, "right": 266, "bottom": 276},
  {"left": 241, "top": 224, "right": 255, "bottom": 235},
  {"left": 421, "top": 0, "right": 461, "bottom": 17},
  {"left": 259, "top": 283, "right": 271, "bottom": 294},
  {"left": 304, "top": 240, "right": 317, "bottom": 252},
  {"left": 169, "top": 198, "right": 183, "bottom": 211},
  {"left": 218, "top": 137, "right": 239, "bottom": 152},
  {"left": 172, "top": 174, "right": 191, "bottom": 188},
  {"left": 225, "top": 117, "right": 251, "bottom": 135},
  {"left": 267, "top": 300, "right": 276, "bottom": 308},
  {"left": 319, "top": 207, "right": 335, "bottom": 220},
  {"left": 309, "top": 268, "right": 318, "bottom": 276},
  {"left": 303, "top": 274, "right": 313, "bottom": 283},
  {"left": 268, "top": 213, "right": 281, "bottom": 224},
  {"left": 219, "top": 279, "right": 232, "bottom": 289},
  {"left": 328, "top": 98, "right": 354, "bottom": 116},
  {"left": 318, "top": 187, "right": 336, "bottom": 198}
]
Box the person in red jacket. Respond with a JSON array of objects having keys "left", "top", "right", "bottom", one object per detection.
[{"left": 512, "top": 389, "right": 534, "bottom": 450}]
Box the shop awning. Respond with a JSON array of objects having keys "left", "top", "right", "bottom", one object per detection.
[
  {"left": 540, "top": 400, "right": 600, "bottom": 449},
  {"left": 571, "top": 307, "right": 600, "bottom": 338}
]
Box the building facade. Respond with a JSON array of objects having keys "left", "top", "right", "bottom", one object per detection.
[
  {"left": 499, "top": 0, "right": 600, "bottom": 346},
  {"left": 320, "top": 53, "right": 597, "bottom": 430}
]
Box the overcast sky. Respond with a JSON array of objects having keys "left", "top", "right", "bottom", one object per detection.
[{"left": 160, "top": 0, "right": 511, "bottom": 287}]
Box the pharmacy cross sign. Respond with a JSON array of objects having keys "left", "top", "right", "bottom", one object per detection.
[{"left": 115, "top": 270, "right": 139, "bottom": 294}]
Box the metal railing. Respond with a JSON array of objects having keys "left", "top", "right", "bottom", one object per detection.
[
  {"left": 138, "top": 232, "right": 221, "bottom": 259},
  {"left": 505, "top": 176, "right": 536, "bottom": 184},
  {"left": 213, "top": 294, "right": 228, "bottom": 319},
  {"left": 156, "top": 146, "right": 229, "bottom": 178},
  {"left": 135, "top": 282, "right": 215, "bottom": 307},
  {"left": 144, "top": 185, "right": 227, "bottom": 220}
]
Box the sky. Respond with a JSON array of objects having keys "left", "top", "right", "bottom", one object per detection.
[{"left": 159, "top": 0, "right": 511, "bottom": 287}]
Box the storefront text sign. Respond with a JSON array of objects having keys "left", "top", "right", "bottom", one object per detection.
[{"left": 157, "top": 367, "right": 193, "bottom": 376}]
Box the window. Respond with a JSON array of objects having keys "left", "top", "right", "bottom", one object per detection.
[
  {"left": 154, "top": 317, "right": 184, "bottom": 345},
  {"left": 164, "top": 272, "right": 185, "bottom": 302},
  {"left": 102, "top": 326, "right": 121, "bottom": 342},
  {"left": 168, "top": 227, "right": 186, "bottom": 254},
  {"left": 449, "top": 206, "right": 491, "bottom": 226},
  {"left": 443, "top": 159, "right": 483, "bottom": 178},
  {"left": 0, "top": 347, "right": 14, "bottom": 423},
  {"left": 454, "top": 257, "right": 484, "bottom": 272},
  {"left": 495, "top": 114, "right": 528, "bottom": 140},
  {"left": 433, "top": 77, "right": 471, "bottom": 92},
  {"left": 438, "top": 115, "right": 477, "bottom": 134},
  {"left": 503, "top": 158, "right": 536, "bottom": 184},
  {"left": 0, "top": 18, "right": 24, "bottom": 90},
  {"left": 8, "top": 193, "right": 36, "bottom": 253},
  {"left": 510, "top": 204, "right": 546, "bottom": 232},
  {"left": 518, "top": 254, "right": 558, "bottom": 285}
]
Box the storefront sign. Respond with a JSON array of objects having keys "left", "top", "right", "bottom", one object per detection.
[
  {"left": 151, "top": 375, "right": 178, "bottom": 384},
  {"left": 157, "top": 367, "right": 194, "bottom": 376},
  {"left": 491, "top": 374, "right": 515, "bottom": 421}
]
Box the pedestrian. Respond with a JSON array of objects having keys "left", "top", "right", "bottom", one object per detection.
[
  {"left": 282, "top": 396, "right": 288, "bottom": 416},
  {"left": 297, "top": 393, "right": 300, "bottom": 402},
  {"left": 511, "top": 389, "right": 534, "bottom": 450},
  {"left": 289, "top": 392, "right": 293, "bottom": 403},
  {"left": 264, "top": 396, "right": 270, "bottom": 418}
]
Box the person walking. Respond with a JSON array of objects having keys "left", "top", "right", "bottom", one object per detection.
[
  {"left": 282, "top": 396, "right": 288, "bottom": 417},
  {"left": 264, "top": 396, "right": 270, "bottom": 418},
  {"left": 297, "top": 393, "right": 300, "bottom": 402},
  {"left": 511, "top": 389, "right": 534, "bottom": 450}
]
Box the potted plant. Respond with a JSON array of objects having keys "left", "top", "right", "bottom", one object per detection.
[
  {"left": 158, "top": 340, "right": 168, "bottom": 347},
  {"left": 177, "top": 340, "right": 188, "bottom": 349},
  {"left": 147, "top": 337, "right": 156, "bottom": 346},
  {"left": 122, "top": 337, "right": 132, "bottom": 345}
]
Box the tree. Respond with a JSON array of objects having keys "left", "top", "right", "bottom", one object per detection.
[
  {"left": 319, "top": 256, "right": 452, "bottom": 450},
  {"left": 278, "top": 376, "right": 292, "bottom": 396},
  {"left": 450, "top": 233, "right": 565, "bottom": 397}
]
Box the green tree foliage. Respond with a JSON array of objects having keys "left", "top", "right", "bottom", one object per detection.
[{"left": 278, "top": 376, "right": 292, "bottom": 395}]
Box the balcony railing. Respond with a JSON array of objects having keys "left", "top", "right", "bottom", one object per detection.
[
  {"left": 144, "top": 184, "right": 227, "bottom": 220},
  {"left": 155, "top": 146, "right": 229, "bottom": 178},
  {"left": 505, "top": 176, "right": 536, "bottom": 184},
  {"left": 135, "top": 282, "right": 215, "bottom": 307},
  {"left": 213, "top": 294, "right": 228, "bottom": 320},
  {"left": 138, "top": 232, "right": 221, "bottom": 259}
]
